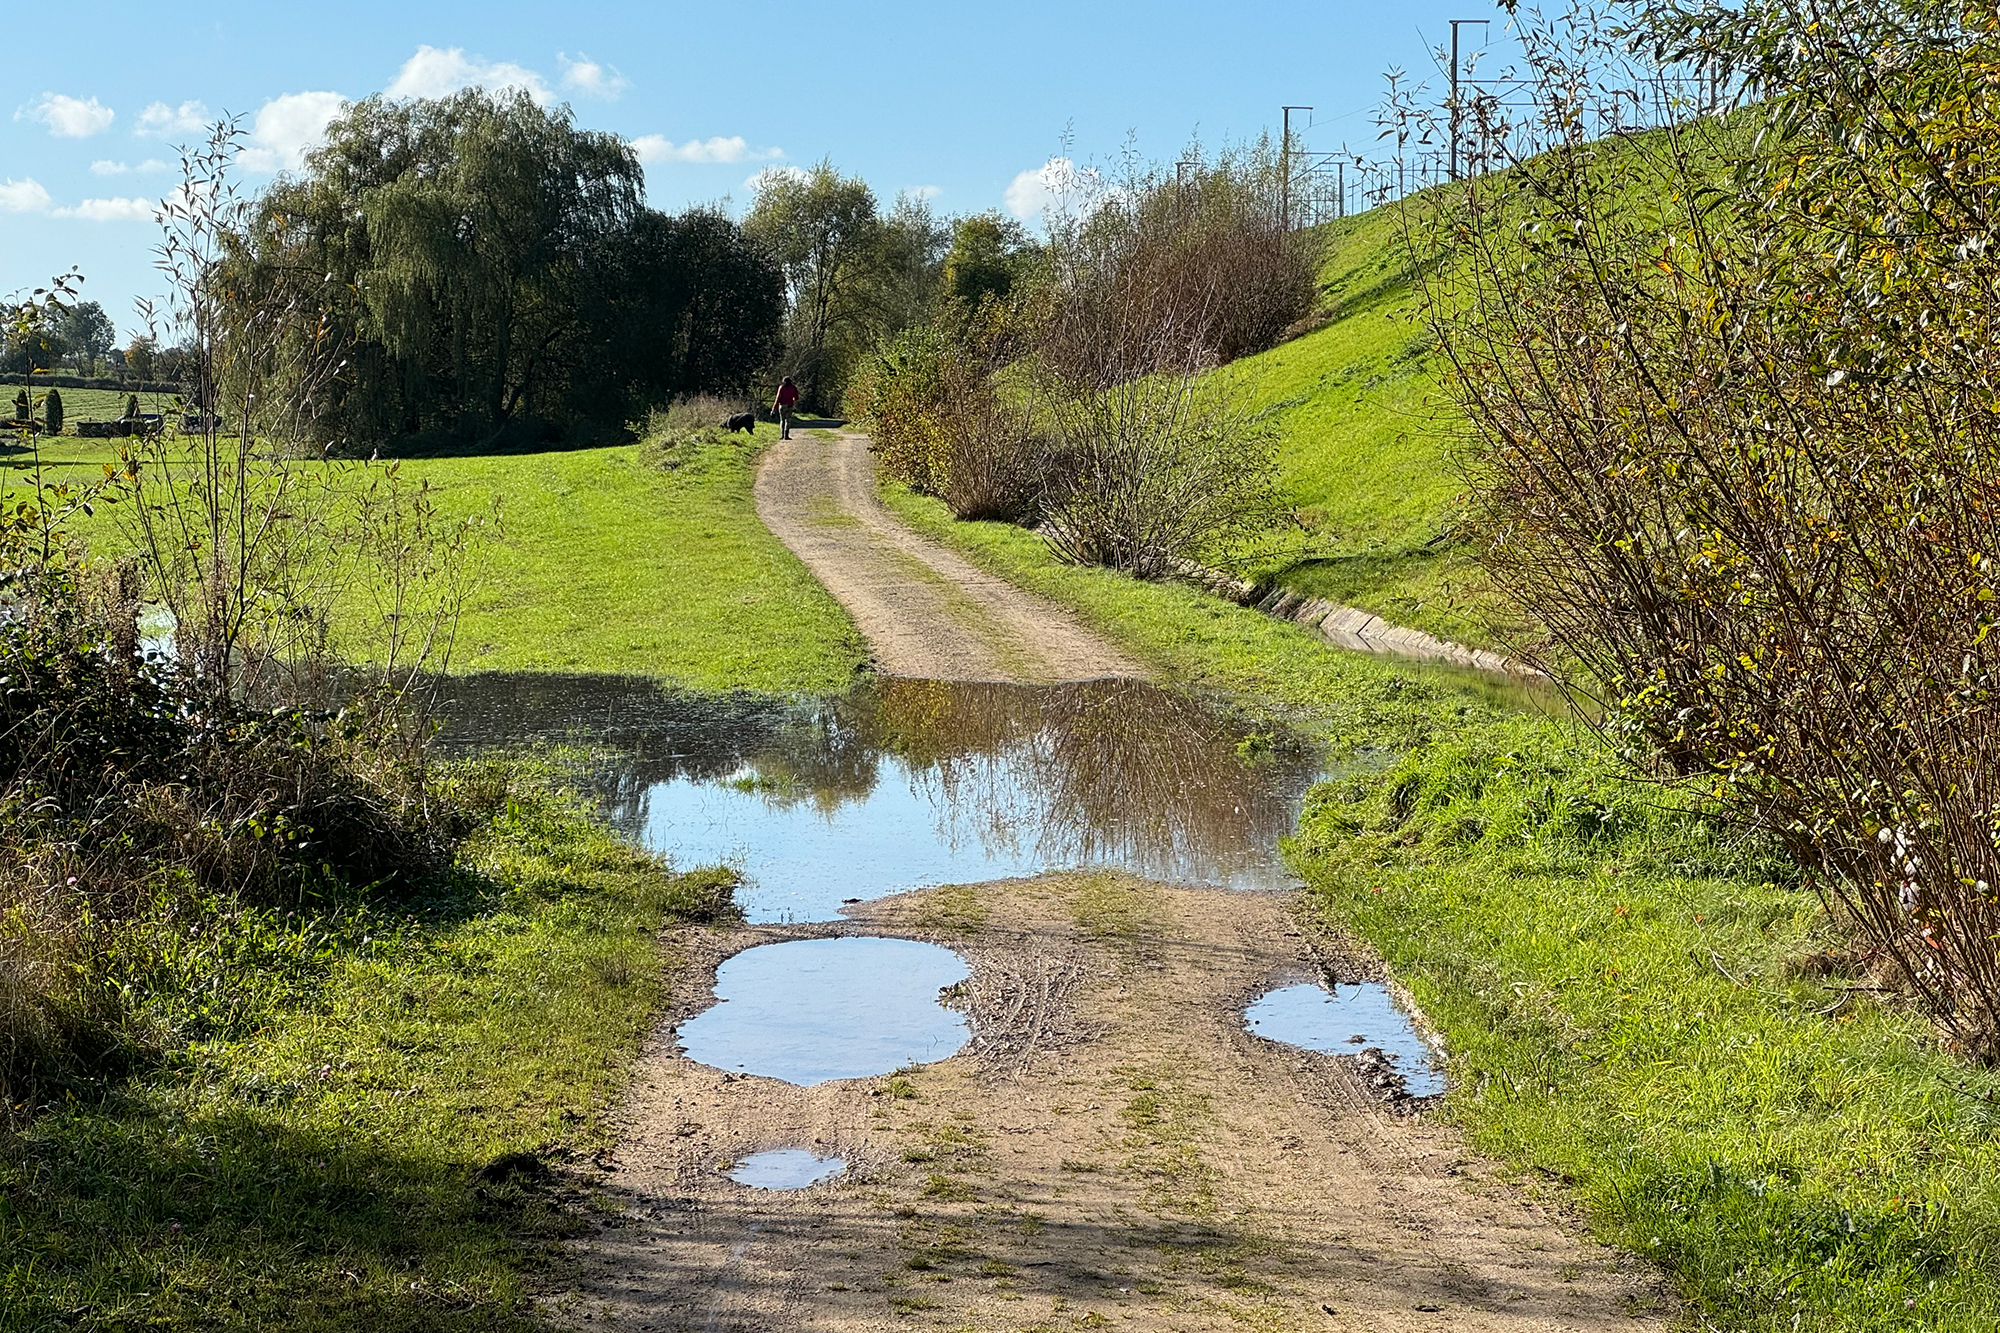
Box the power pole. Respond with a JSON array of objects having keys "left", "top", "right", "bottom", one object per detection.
[
  {"left": 1336, "top": 159, "right": 1345, "bottom": 218},
  {"left": 1449, "top": 18, "right": 1488, "bottom": 182},
  {"left": 1281, "top": 105, "right": 1312, "bottom": 230}
]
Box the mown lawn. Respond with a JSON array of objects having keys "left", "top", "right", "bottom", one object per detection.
[
  {"left": 0, "top": 760, "right": 738, "bottom": 1331},
  {"left": 394, "top": 427, "right": 862, "bottom": 690},
  {"left": 3, "top": 423, "right": 866, "bottom": 693},
  {"left": 2, "top": 380, "right": 181, "bottom": 426}
]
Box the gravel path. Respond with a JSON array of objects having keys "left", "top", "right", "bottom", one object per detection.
[{"left": 753, "top": 431, "right": 1143, "bottom": 683}]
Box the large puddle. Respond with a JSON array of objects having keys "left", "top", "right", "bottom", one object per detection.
[
  {"left": 1245, "top": 982, "right": 1445, "bottom": 1097},
  {"left": 676, "top": 937, "right": 971, "bottom": 1084},
  {"left": 438, "top": 674, "right": 1321, "bottom": 922}
]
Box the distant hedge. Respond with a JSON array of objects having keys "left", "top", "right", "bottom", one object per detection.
[{"left": 0, "top": 374, "right": 182, "bottom": 393}]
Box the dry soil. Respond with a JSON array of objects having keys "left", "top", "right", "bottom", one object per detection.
[{"left": 753, "top": 431, "right": 1143, "bottom": 683}]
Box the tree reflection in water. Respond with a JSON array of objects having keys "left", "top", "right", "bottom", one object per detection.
[{"left": 435, "top": 673, "right": 1323, "bottom": 920}]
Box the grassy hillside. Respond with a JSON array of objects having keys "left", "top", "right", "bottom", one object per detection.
[
  {"left": 3, "top": 424, "right": 866, "bottom": 693},
  {"left": 1227, "top": 207, "right": 1526, "bottom": 652}
]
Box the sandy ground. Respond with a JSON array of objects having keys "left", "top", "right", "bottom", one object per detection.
[
  {"left": 554, "top": 876, "right": 1669, "bottom": 1332},
  {"left": 754, "top": 431, "right": 1143, "bottom": 683}
]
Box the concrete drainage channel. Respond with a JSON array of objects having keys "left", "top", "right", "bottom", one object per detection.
[{"left": 1176, "top": 561, "right": 1539, "bottom": 677}]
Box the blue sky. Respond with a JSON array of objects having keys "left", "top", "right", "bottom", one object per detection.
[{"left": 0, "top": 0, "right": 1517, "bottom": 342}]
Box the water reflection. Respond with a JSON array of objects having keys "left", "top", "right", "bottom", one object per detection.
[
  {"left": 727, "top": 1149, "right": 848, "bottom": 1190},
  {"left": 678, "top": 937, "right": 971, "bottom": 1084},
  {"left": 437, "top": 674, "right": 1320, "bottom": 922}
]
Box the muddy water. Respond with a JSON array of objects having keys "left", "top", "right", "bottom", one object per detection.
[
  {"left": 438, "top": 673, "right": 1321, "bottom": 922},
  {"left": 1246, "top": 981, "right": 1445, "bottom": 1096}
]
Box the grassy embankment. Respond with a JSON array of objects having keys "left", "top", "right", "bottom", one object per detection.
[
  {"left": 881, "top": 212, "right": 2000, "bottom": 1324},
  {"left": 0, "top": 763, "right": 742, "bottom": 1330},
  {"left": 1230, "top": 208, "right": 1529, "bottom": 651},
  {"left": 6, "top": 419, "right": 865, "bottom": 692}
]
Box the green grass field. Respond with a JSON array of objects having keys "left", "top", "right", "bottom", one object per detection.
[
  {"left": 3, "top": 380, "right": 182, "bottom": 425},
  {"left": 398, "top": 426, "right": 862, "bottom": 690},
  {"left": 3, "top": 422, "right": 867, "bottom": 694}
]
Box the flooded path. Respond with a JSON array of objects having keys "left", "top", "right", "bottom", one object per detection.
[
  {"left": 753, "top": 431, "right": 1141, "bottom": 682},
  {"left": 435, "top": 464, "right": 1666, "bottom": 1328},
  {"left": 556, "top": 877, "right": 1665, "bottom": 1331},
  {"left": 439, "top": 673, "right": 1324, "bottom": 921}
]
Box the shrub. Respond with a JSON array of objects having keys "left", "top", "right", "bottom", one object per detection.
[
  {"left": 1035, "top": 355, "right": 1282, "bottom": 578},
  {"left": 1423, "top": 0, "right": 2000, "bottom": 1053},
  {"left": 0, "top": 550, "right": 459, "bottom": 1108},
  {"left": 41, "top": 387, "right": 60, "bottom": 436},
  {"left": 1039, "top": 145, "right": 1318, "bottom": 389},
  {"left": 847, "top": 322, "right": 1043, "bottom": 522},
  {"left": 11, "top": 389, "right": 25, "bottom": 423},
  {"left": 122, "top": 393, "right": 138, "bottom": 419}
]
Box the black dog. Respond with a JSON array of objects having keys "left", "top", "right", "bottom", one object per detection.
[{"left": 724, "top": 412, "right": 756, "bottom": 434}]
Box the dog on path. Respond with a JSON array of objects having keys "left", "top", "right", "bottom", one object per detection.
[{"left": 724, "top": 412, "right": 756, "bottom": 434}]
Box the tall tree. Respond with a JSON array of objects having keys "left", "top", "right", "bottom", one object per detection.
[
  {"left": 941, "top": 211, "right": 1033, "bottom": 314},
  {"left": 743, "top": 163, "right": 881, "bottom": 409},
  {"left": 59, "top": 302, "right": 115, "bottom": 375}
]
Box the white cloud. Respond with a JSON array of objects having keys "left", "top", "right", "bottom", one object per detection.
[
  {"left": 54, "top": 196, "right": 155, "bottom": 222},
  {"left": 136, "top": 99, "right": 210, "bottom": 137},
  {"left": 906, "top": 185, "right": 942, "bottom": 201},
  {"left": 0, "top": 178, "right": 52, "bottom": 212},
  {"left": 90, "top": 158, "right": 171, "bottom": 176},
  {"left": 17, "top": 93, "right": 115, "bottom": 138},
  {"left": 1004, "top": 156, "right": 1101, "bottom": 222},
  {"left": 235, "top": 91, "right": 347, "bottom": 172},
  {"left": 559, "top": 52, "right": 627, "bottom": 99},
  {"left": 387, "top": 45, "right": 551, "bottom": 104},
  {"left": 635, "top": 134, "right": 782, "bottom": 165},
  {"left": 744, "top": 164, "right": 810, "bottom": 194}
]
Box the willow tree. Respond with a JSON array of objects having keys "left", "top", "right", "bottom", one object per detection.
[{"left": 225, "top": 90, "right": 780, "bottom": 449}]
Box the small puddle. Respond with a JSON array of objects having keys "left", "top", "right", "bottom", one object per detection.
[
  {"left": 677, "top": 937, "right": 971, "bottom": 1084},
  {"left": 438, "top": 674, "right": 1321, "bottom": 922},
  {"left": 1245, "top": 982, "right": 1445, "bottom": 1097},
  {"left": 727, "top": 1149, "right": 848, "bottom": 1190}
]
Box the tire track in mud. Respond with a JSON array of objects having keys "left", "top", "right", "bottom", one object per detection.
[{"left": 553, "top": 876, "right": 1670, "bottom": 1332}]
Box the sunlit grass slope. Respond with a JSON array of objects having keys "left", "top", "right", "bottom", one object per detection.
[{"left": 1231, "top": 208, "right": 1525, "bottom": 651}]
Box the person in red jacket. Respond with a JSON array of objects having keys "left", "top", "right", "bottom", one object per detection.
[{"left": 774, "top": 376, "right": 800, "bottom": 439}]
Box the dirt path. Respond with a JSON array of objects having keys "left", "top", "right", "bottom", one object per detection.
[
  {"left": 556, "top": 876, "right": 1667, "bottom": 1332},
  {"left": 754, "top": 431, "right": 1143, "bottom": 683}
]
